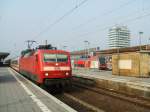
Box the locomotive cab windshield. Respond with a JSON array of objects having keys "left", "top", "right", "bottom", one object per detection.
[{"left": 43, "top": 53, "right": 68, "bottom": 63}]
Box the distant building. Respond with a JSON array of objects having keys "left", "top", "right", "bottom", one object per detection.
[{"left": 108, "top": 26, "right": 130, "bottom": 48}]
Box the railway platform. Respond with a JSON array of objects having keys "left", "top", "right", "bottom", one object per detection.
[
  {"left": 73, "top": 69, "right": 150, "bottom": 99},
  {"left": 0, "top": 67, "right": 76, "bottom": 112}
]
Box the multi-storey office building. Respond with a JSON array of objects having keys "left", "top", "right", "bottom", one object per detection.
[{"left": 108, "top": 26, "right": 130, "bottom": 48}]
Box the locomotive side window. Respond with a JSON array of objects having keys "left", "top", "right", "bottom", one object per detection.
[
  {"left": 44, "top": 54, "right": 56, "bottom": 62},
  {"left": 43, "top": 53, "right": 68, "bottom": 62}
]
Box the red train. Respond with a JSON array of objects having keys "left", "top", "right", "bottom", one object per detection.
[
  {"left": 74, "top": 59, "right": 86, "bottom": 67},
  {"left": 72, "top": 55, "right": 112, "bottom": 70},
  {"left": 11, "top": 44, "right": 72, "bottom": 86},
  {"left": 99, "top": 56, "right": 112, "bottom": 70}
]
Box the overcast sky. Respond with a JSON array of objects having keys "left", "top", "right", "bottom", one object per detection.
[{"left": 0, "top": 0, "right": 150, "bottom": 57}]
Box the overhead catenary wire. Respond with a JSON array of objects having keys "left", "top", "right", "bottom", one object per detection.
[
  {"left": 55, "top": 0, "right": 141, "bottom": 41},
  {"left": 78, "top": 4, "right": 150, "bottom": 37},
  {"left": 37, "top": 0, "right": 65, "bottom": 25},
  {"left": 32, "top": 0, "right": 89, "bottom": 40},
  {"left": 74, "top": 11, "right": 150, "bottom": 38},
  {"left": 27, "top": 0, "right": 148, "bottom": 51},
  {"left": 72, "top": 0, "right": 137, "bottom": 30}
]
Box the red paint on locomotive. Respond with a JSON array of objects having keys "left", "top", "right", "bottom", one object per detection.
[{"left": 19, "top": 46, "right": 72, "bottom": 85}]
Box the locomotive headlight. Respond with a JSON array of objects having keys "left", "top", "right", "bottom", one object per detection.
[
  {"left": 66, "top": 72, "right": 69, "bottom": 76},
  {"left": 45, "top": 73, "right": 49, "bottom": 76}
]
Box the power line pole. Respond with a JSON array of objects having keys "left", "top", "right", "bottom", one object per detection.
[
  {"left": 84, "top": 40, "right": 90, "bottom": 58},
  {"left": 139, "top": 32, "right": 143, "bottom": 51},
  {"left": 148, "top": 37, "right": 150, "bottom": 50},
  {"left": 45, "top": 40, "right": 48, "bottom": 45}
]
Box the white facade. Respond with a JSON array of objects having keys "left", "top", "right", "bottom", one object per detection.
[{"left": 108, "top": 26, "right": 130, "bottom": 48}]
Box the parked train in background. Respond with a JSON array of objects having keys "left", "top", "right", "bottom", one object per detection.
[
  {"left": 72, "top": 55, "right": 112, "bottom": 70},
  {"left": 11, "top": 44, "right": 72, "bottom": 86},
  {"left": 99, "top": 56, "right": 112, "bottom": 70}
]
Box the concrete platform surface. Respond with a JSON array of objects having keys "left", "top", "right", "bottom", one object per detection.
[
  {"left": 73, "top": 69, "right": 150, "bottom": 99},
  {"left": 0, "top": 67, "right": 76, "bottom": 112}
]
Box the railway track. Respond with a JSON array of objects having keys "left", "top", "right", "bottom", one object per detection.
[
  {"left": 73, "top": 82, "right": 150, "bottom": 108},
  {"left": 12, "top": 69, "right": 150, "bottom": 112},
  {"left": 53, "top": 81, "right": 150, "bottom": 112},
  {"left": 44, "top": 85, "right": 97, "bottom": 112}
]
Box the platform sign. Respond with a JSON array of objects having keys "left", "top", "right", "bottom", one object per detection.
[
  {"left": 118, "top": 60, "right": 132, "bottom": 69},
  {"left": 90, "top": 61, "right": 99, "bottom": 68}
]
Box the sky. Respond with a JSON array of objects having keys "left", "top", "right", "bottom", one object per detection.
[{"left": 0, "top": 0, "right": 150, "bottom": 58}]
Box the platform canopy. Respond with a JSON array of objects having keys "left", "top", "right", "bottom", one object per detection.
[{"left": 0, "top": 52, "right": 10, "bottom": 61}]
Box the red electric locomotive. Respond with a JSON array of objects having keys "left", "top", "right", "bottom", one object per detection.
[{"left": 19, "top": 44, "right": 72, "bottom": 86}]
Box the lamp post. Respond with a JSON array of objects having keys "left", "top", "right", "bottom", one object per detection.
[
  {"left": 147, "top": 37, "right": 150, "bottom": 50},
  {"left": 116, "top": 28, "right": 120, "bottom": 54},
  {"left": 138, "top": 32, "right": 143, "bottom": 77},
  {"left": 139, "top": 32, "right": 143, "bottom": 51},
  {"left": 116, "top": 28, "right": 120, "bottom": 76},
  {"left": 84, "top": 40, "right": 90, "bottom": 58}
]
